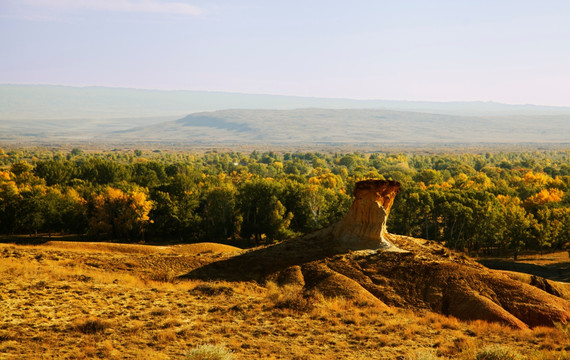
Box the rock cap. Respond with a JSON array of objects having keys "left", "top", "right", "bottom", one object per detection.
[{"left": 332, "top": 179, "right": 401, "bottom": 249}]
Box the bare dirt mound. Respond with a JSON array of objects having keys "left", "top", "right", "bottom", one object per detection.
[
  {"left": 39, "top": 241, "right": 241, "bottom": 255},
  {"left": 39, "top": 241, "right": 171, "bottom": 254},
  {"left": 183, "top": 180, "right": 570, "bottom": 329},
  {"left": 171, "top": 242, "right": 242, "bottom": 255}
]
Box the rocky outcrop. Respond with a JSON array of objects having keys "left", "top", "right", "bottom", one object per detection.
[
  {"left": 331, "top": 180, "right": 401, "bottom": 250},
  {"left": 183, "top": 179, "right": 570, "bottom": 328}
]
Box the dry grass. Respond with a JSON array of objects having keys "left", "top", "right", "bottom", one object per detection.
[
  {"left": 474, "top": 344, "right": 524, "bottom": 360},
  {"left": 186, "top": 344, "right": 234, "bottom": 360},
  {"left": 0, "top": 242, "right": 568, "bottom": 359}
]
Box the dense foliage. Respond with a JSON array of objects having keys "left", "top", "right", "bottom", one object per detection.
[{"left": 1, "top": 147, "right": 569, "bottom": 255}]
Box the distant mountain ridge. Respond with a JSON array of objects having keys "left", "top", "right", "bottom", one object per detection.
[
  {"left": 1, "top": 84, "right": 569, "bottom": 145},
  {"left": 3, "top": 84, "right": 570, "bottom": 120}
]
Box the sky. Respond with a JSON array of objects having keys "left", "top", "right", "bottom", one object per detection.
[{"left": 1, "top": 0, "right": 570, "bottom": 106}]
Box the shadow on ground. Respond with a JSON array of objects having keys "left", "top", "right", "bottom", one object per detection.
[{"left": 477, "top": 260, "right": 570, "bottom": 283}]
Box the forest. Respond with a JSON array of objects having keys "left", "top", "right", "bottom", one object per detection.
[{"left": 0, "top": 147, "right": 569, "bottom": 257}]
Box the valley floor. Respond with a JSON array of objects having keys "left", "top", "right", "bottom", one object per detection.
[{"left": 0, "top": 242, "right": 568, "bottom": 359}]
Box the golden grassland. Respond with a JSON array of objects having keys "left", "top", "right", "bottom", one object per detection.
[{"left": 0, "top": 242, "right": 568, "bottom": 359}]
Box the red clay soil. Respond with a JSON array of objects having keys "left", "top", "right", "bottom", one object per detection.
[{"left": 183, "top": 180, "right": 570, "bottom": 329}]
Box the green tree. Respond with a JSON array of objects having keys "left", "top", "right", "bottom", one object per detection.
[
  {"left": 34, "top": 160, "right": 74, "bottom": 186},
  {"left": 15, "top": 185, "right": 46, "bottom": 236},
  {"left": 0, "top": 171, "right": 21, "bottom": 234},
  {"left": 413, "top": 169, "right": 443, "bottom": 186},
  {"left": 497, "top": 195, "right": 538, "bottom": 259},
  {"left": 237, "top": 178, "right": 293, "bottom": 244},
  {"left": 79, "top": 158, "right": 130, "bottom": 185},
  {"left": 203, "top": 184, "right": 239, "bottom": 241},
  {"left": 131, "top": 161, "right": 166, "bottom": 188},
  {"left": 280, "top": 180, "right": 313, "bottom": 233},
  {"left": 10, "top": 161, "right": 33, "bottom": 176}
]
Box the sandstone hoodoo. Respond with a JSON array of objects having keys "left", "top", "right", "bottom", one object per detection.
[
  {"left": 184, "top": 179, "right": 570, "bottom": 328},
  {"left": 331, "top": 179, "right": 401, "bottom": 250}
]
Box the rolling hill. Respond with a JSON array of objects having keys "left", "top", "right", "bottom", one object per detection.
[{"left": 109, "top": 108, "right": 570, "bottom": 145}]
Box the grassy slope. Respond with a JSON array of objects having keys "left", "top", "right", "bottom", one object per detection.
[{"left": 1, "top": 242, "right": 568, "bottom": 359}]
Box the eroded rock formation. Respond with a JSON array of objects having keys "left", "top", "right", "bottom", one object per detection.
[
  {"left": 331, "top": 180, "right": 401, "bottom": 250},
  {"left": 183, "top": 179, "right": 570, "bottom": 328}
]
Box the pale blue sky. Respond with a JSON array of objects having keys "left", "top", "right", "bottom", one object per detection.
[{"left": 1, "top": 1, "right": 570, "bottom": 106}]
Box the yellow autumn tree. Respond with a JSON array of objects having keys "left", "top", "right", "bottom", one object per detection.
[
  {"left": 308, "top": 173, "right": 343, "bottom": 189},
  {"left": 524, "top": 188, "right": 564, "bottom": 208},
  {"left": 89, "top": 187, "right": 153, "bottom": 241},
  {"left": 522, "top": 171, "right": 551, "bottom": 186},
  {"left": 0, "top": 171, "right": 21, "bottom": 234}
]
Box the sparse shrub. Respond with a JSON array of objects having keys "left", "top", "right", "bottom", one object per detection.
[
  {"left": 265, "top": 281, "right": 313, "bottom": 311},
  {"left": 186, "top": 344, "right": 233, "bottom": 360},
  {"left": 31, "top": 280, "right": 49, "bottom": 289},
  {"left": 0, "top": 330, "right": 16, "bottom": 342},
  {"left": 437, "top": 336, "right": 473, "bottom": 357},
  {"left": 133, "top": 348, "right": 171, "bottom": 360},
  {"left": 452, "top": 336, "right": 475, "bottom": 353},
  {"left": 406, "top": 349, "right": 439, "bottom": 360},
  {"left": 553, "top": 322, "right": 570, "bottom": 337},
  {"left": 73, "top": 345, "right": 98, "bottom": 359},
  {"left": 475, "top": 345, "right": 524, "bottom": 360},
  {"left": 153, "top": 329, "right": 177, "bottom": 346},
  {"left": 73, "top": 274, "right": 94, "bottom": 282},
  {"left": 149, "top": 307, "right": 170, "bottom": 317},
  {"left": 99, "top": 340, "right": 117, "bottom": 358},
  {"left": 191, "top": 283, "right": 234, "bottom": 296},
  {"left": 148, "top": 270, "right": 178, "bottom": 283},
  {"left": 73, "top": 316, "right": 110, "bottom": 334}
]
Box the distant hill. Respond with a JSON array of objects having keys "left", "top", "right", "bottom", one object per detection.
[
  {"left": 107, "top": 108, "right": 570, "bottom": 145},
  {"left": 1, "top": 84, "right": 569, "bottom": 145}
]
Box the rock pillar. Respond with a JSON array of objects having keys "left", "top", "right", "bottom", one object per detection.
[{"left": 332, "top": 179, "right": 401, "bottom": 249}]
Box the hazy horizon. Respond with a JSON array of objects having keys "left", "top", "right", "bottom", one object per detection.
[{"left": 3, "top": 83, "right": 570, "bottom": 110}]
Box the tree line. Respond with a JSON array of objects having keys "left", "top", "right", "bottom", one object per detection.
[{"left": 0, "top": 147, "right": 569, "bottom": 256}]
